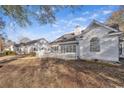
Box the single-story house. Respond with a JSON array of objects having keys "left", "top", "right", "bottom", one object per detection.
[{"left": 41, "top": 20, "right": 124, "bottom": 62}]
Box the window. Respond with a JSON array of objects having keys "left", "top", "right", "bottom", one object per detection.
[
  {"left": 66, "top": 45, "right": 69, "bottom": 52},
  {"left": 51, "top": 46, "right": 59, "bottom": 52},
  {"left": 90, "top": 37, "right": 100, "bottom": 52},
  {"left": 73, "top": 45, "right": 76, "bottom": 52},
  {"left": 61, "top": 45, "right": 65, "bottom": 53}
]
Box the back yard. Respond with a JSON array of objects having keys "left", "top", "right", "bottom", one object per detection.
[{"left": 0, "top": 56, "right": 124, "bottom": 88}]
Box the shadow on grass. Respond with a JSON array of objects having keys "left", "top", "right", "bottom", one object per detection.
[
  {"left": 0, "top": 57, "right": 123, "bottom": 87},
  {"left": 0, "top": 55, "right": 27, "bottom": 65},
  {"left": 39, "top": 58, "right": 124, "bottom": 87}
]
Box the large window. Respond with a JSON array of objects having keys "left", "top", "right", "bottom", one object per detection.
[
  {"left": 61, "top": 45, "right": 65, "bottom": 53},
  {"left": 61, "top": 44, "right": 76, "bottom": 53},
  {"left": 90, "top": 37, "right": 100, "bottom": 52}
]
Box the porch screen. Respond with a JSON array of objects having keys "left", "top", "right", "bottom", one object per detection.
[{"left": 61, "top": 45, "right": 76, "bottom": 53}]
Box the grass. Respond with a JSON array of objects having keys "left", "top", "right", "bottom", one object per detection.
[{"left": 0, "top": 57, "right": 123, "bottom": 88}]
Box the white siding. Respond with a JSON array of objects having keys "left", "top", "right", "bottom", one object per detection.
[{"left": 79, "top": 26, "right": 119, "bottom": 62}]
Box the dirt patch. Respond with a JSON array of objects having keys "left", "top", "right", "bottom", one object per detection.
[{"left": 0, "top": 57, "right": 123, "bottom": 88}]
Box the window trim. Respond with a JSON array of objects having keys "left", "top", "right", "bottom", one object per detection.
[{"left": 90, "top": 37, "right": 100, "bottom": 52}]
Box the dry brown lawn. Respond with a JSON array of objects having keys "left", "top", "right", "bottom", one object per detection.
[
  {"left": 0, "top": 57, "right": 124, "bottom": 88},
  {"left": 0, "top": 55, "right": 16, "bottom": 61}
]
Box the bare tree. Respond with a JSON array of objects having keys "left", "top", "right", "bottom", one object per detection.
[
  {"left": 0, "top": 18, "right": 5, "bottom": 52},
  {"left": 0, "top": 5, "right": 82, "bottom": 27},
  {"left": 107, "top": 6, "right": 124, "bottom": 32}
]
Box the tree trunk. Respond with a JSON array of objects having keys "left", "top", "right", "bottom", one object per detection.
[{"left": 0, "top": 38, "right": 3, "bottom": 52}]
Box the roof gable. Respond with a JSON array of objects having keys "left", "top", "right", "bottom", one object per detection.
[{"left": 82, "top": 20, "right": 119, "bottom": 35}]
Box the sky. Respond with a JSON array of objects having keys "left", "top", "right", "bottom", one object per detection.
[{"left": 1, "top": 5, "right": 120, "bottom": 43}]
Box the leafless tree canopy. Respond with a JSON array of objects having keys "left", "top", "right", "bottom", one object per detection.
[
  {"left": 0, "top": 5, "right": 81, "bottom": 28},
  {"left": 107, "top": 6, "right": 124, "bottom": 32}
]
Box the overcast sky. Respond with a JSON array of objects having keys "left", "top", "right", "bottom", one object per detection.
[{"left": 2, "top": 5, "right": 119, "bottom": 43}]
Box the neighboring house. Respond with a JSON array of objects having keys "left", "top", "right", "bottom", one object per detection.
[
  {"left": 15, "top": 38, "right": 49, "bottom": 56},
  {"left": 4, "top": 40, "right": 16, "bottom": 51},
  {"left": 42, "top": 20, "right": 124, "bottom": 62}
]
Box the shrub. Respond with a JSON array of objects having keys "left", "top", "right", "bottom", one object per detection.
[
  {"left": 0, "top": 52, "right": 4, "bottom": 57},
  {"left": 29, "top": 52, "right": 36, "bottom": 56},
  {"left": 3, "top": 50, "right": 16, "bottom": 56}
]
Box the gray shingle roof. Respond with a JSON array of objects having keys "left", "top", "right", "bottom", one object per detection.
[
  {"left": 50, "top": 32, "right": 76, "bottom": 44},
  {"left": 50, "top": 30, "right": 84, "bottom": 44},
  {"left": 15, "top": 38, "right": 48, "bottom": 47}
]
